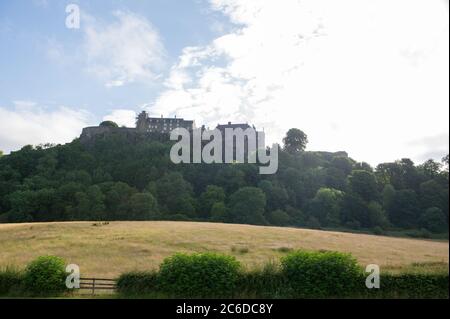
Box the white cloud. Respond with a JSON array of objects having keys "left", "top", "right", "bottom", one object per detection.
[
  {"left": 0, "top": 104, "right": 92, "bottom": 154},
  {"left": 83, "top": 11, "right": 166, "bottom": 87},
  {"left": 103, "top": 109, "right": 137, "bottom": 128},
  {"left": 149, "top": 0, "right": 449, "bottom": 165}
]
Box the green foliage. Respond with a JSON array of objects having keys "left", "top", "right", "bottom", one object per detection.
[
  {"left": 236, "top": 262, "right": 287, "bottom": 298},
  {"left": 129, "top": 192, "right": 158, "bottom": 220},
  {"left": 382, "top": 184, "right": 396, "bottom": 211},
  {"left": 198, "top": 185, "right": 225, "bottom": 218},
  {"left": 156, "top": 172, "right": 196, "bottom": 216},
  {"left": 99, "top": 121, "right": 119, "bottom": 128},
  {"left": 283, "top": 128, "right": 308, "bottom": 154},
  {"left": 367, "top": 201, "right": 389, "bottom": 229},
  {"left": 229, "top": 187, "right": 267, "bottom": 225},
  {"left": 280, "top": 250, "right": 361, "bottom": 298},
  {"left": 116, "top": 271, "right": 159, "bottom": 296},
  {"left": 364, "top": 273, "right": 449, "bottom": 298},
  {"left": 348, "top": 170, "right": 379, "bottom": 202},
  {"left": 267, "top": 209, "right": 292, "bottom": 226},
  {"left": 0, "top": 130, "right": 447, "bottom": 237},
  {"left": 308, "top": 187, "right": 343, "bottom": 227},
  {"left": 210, "top": 201, "right": 227, "bottom": 222},
  {"left": 115, "top": 251, "right": 449, "bottom": 299},
  {"left": 23, "top": 256, "right": 67, "bottom": 296},
  {"left": 0, "top": 267, "right": 24, "bottom": 296},
  {"left": 158, "top": 253, "right": 241, "bottom": 298},
  {"left": 419, "top": 207, "right": 447, "bottom": 233},
  {"left": 389, "top": 190, "right": 421, "bottom": 228}
]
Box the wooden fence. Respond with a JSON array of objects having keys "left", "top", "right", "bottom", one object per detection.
[{"left": 79, "top": 277, "right": 116, "bottom": 295}]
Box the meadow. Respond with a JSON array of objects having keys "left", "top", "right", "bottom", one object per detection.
[{"left": 0, "top": 221, "right": 448, "bottom": 278}]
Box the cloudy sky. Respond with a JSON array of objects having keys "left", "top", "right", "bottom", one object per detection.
[{"left": 0, "top": 0, "right": 448, "bottom": 165}]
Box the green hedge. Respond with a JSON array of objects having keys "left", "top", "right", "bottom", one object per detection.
[
  {"left": 117, "top": 251, "right": 448, "bottom": 299},
  {"left": 23, "top": 256, "right": 67, "bottom": 296},
  {"left": 235, "top": 262, "right": 289, "bottom": 298},
  {"left": 362, "top": 273, "right": 449, "bottom": 299},
  {"left": 1, "top": 252, "right": 448, "bottom": 298},
  {"left": 116, "top": 271, "right": 159, "bottom": 296},
  {"left": 158, "top": 253, "right": 241, "bottom": 298},
  {"left": 281, "top": 250, "right": 361, "bottom": 298},
  {"left": 0, "top": 267, "right": 24, "bottom": 296}
]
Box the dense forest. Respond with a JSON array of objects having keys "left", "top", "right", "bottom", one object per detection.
[{"left": 0, "top": 126, "right": 448, "bottom": 238}]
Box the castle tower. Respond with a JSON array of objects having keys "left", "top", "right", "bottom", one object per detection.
[{"left": 136, "top": 111, "right": 149, "bottom": 132}]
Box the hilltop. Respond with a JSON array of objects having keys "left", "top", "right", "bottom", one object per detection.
[{"left": 0, "top": 126, "right": 448, "bottom": 238}]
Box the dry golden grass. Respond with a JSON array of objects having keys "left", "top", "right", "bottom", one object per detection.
[{"left": 0, "top": 221, "right": 448, "bottom": 277}]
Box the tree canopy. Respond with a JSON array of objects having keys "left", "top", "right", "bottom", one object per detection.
[
  {"left": 0, "top": 129, "right": 447, "bottom": 238},
  {"left": 283, "top": 128, "right": 308, "bottom": 154}
]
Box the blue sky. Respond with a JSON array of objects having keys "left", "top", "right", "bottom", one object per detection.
[
  {"left": 0, "top": 0, "right": 448, "bottom": 165},
  {"left": 0, "top": 0, "right": 226, "bottom": 116}
]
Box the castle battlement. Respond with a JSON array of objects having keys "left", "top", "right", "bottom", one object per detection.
[{"left": 79, "top": 111, "right": 259, "bottom": 145}]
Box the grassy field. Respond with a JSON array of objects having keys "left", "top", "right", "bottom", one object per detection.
[{"left": 0, "top": 221, "right": 448, "bottom": 278}]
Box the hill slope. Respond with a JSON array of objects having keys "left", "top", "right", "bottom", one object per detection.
[{"left": 0, "top": 221, "right": 447, "bottom": 277}]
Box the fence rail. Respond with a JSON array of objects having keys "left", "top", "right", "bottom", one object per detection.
[{"left": 79, "top": 277, "right": 117, "bottom": 295}]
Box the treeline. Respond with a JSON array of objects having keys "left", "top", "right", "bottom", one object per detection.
[{"left": 0, "top": 128, "right": 448, "bottom": 237}]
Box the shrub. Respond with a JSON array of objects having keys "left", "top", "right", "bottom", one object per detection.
[
  {"left": 158, "top": 253, "right": 241, "bottom": 298},
  {"left": 373, "top": 226, "right": 384, "bottom": 235},
  {"left": 0, "top": 267, "right": 24, "bottom": 296},
  {"left": 116, "top": 271, "right": 159, "bottom": 296},
  {"left": 281, "top": 250, "right": 362, "bottom": 298},
  {"left": 23, "top": 256, "right": 67, "bottom": 296},
  {"left": 236, "top": 262, "right": 288, "bottom": 298},
  {"left": 363, "top": 273, "right": 449, "bottom": 299}
]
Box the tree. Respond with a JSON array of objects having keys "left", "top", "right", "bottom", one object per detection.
[
  {"left": 86, "top": 185, "right": 106, "bottom": 220},
  {"left": 198, "top": 185, "right": 225, "bottom": 218},
  {"left": 308, "top": 188, "right": 344, "bottom": 227},
  {"left": 419, "top": 207, "right": 447, "bottom": 233},
  {"left": 214, "top": 166, "right": 245, "bottom": 194},
  {"left": 389, "top": 190, "right": 420, "bottom": 228},
  {"left": 325, "top": 167, "right": 347, "bottom": 191},
  {"left": 103, "top": 182, "right": 137, "bottom": 220},
  {"left": 228, "top": 187, "right": 267, "bottom": 225},
  {"left": 258, "top": 180, "right": 288, "bottom": 211},
  {"left": 382, "top": 184, "right": 396, "bottom": 214},
  {"left": 353, "top": 162, "right": 373, "bottom": 172},
  {"left": 330, "top": 156, "right": 353, "bottom": 175},
  {"left": 285, "top": 206, "right": 306, "bottom": 226},
  {"left": 348, "top": 170, "right": 378, "bottom": 202},
  {"left": 442, "top": 154, "right": 449, "bottom": 172},
  {"left": 267, "top": 209, "right": 292, "bottom": 226},
  {"left": 283, "top": 129, "right": 308, "bottom": 154},
  {"left": 156, "top": 173, "right": 196, "bottom": 216},
  {"left": 418, "top": 159, "right": 442, "bottom": 179},
  {"left": 210, "top": 202, "right": 227, "bottom": 222},
  {"left": 99, "top": 121, "right": 119, "bottom": 128},
  {"left": 129, "top": 193, "right": 158, "bottom": 220},
  {"left": 419, "top": 180, "right": 448, "bottom": 212},
  {"left": 340, "top": 193, "right": 370, "bottom": 228},
  {"left": 367, "top": 201, "right": 389, "bottom": 229}
]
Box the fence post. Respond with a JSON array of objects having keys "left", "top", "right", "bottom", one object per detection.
[{"left": 92, "top": 278, "right": 95, "bottom": 295}]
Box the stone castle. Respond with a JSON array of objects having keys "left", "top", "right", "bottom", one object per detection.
[{"left": 80, "top": 111, "right": 257, "bottom": 143}]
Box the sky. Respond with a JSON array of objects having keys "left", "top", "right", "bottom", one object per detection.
[{"left": 0, "top": 0, "right": 448, "bottom": 166}]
